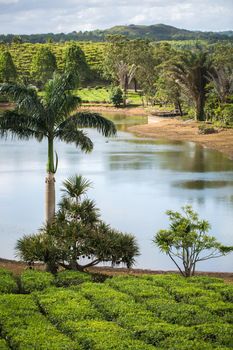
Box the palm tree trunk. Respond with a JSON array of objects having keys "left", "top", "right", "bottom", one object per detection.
[
  {"left": 45, "top": 137, "right": 56, "bottom": 224},
  {"left": 45, "top": 172, "right": 55, "bottom": 224},
  {"left": 196, "top": 94, "right": 205, "bottom": 121}
]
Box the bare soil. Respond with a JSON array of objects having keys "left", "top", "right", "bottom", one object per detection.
[{"left": 1, "top": 258, "right": 232, "bottom": 283}]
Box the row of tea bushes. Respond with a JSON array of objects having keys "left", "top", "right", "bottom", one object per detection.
[
  {"left": 0, "top": 268, "right": 18, "bottom": 294},
  {"left": 0, "top": 268, "right": 92, "bottom": 294},
  {"left": 35, "top": 288, "right": 154, "bottom": 350},
  {"left": 79, "top": 282, "right": 231, "bottom": 349},
  {"left": 0, "top": 294, "right": 78, "bottom": 349}
]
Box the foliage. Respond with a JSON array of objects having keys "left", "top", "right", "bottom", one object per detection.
[
  {"left": 55, "top": 270, "right": 91, "bottom": 287},
  {"left": 109, "top": 86, "right": 124, "bottom": 107},
  {"left": 0, "top": 294, "right": 78, "bottom": 349},
  {"left": 0, "top": 268, "right": 18, "bottom": 294},
  {"left": 169, "top": 48, "right": 213, "bottom": 121},
  {"left": 30, "top": 46, "right": 57, "bottom": 87},
  {"left": 16, "top": 175, "right": 139, "bottom": 272},
  {"left": 20, "top": 270, "right": 54, "bottom": 293},
  {"left": 154, "top": 205, "right": 233, "bottom": 277},
  {"left": 0, "top": 24, "right": 232, "bottom": 43},
  {"left": 0, "top": 51, "right": 17, "bottom": 83},
  {"left": 0, "top": 271, "right": 232, "bottom": 348},
  {"left": 64, "top": 43, "right": 89, "bottom": 83}
]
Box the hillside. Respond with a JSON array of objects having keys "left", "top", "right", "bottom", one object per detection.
[{"left": 0, "top": 24, "right": 232, "bottom": 43}]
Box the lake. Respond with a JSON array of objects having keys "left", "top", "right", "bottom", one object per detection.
[{"left": 1, "top": 112, "right": 233, "bottom": 272}]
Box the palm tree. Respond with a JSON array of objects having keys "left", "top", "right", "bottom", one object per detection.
[
  {"left": 169, "top": 48, "right": 212, "bottom": 121},
  {"left": 0, "top": 72, "right": 116, "bottom": 223}
]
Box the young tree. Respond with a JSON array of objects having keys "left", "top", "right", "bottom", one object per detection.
[
  {"left": 31, "top": 46, "right": 57, "bottom": 88},
  {"left": 64, "top": 43, "right": 89, "bottom": 83},
  {"left": 16, "top": 175, "right": 139, "bottom": 273},
  {"left": 0, "top": 51, "right": 17, "bottom": 83},
  {"left": 109, "top": 86, "right": 124, "bottom": 107},
  {"left": 154, "top": 205, "right": 232, "bottom": 277},
  {"left": 0, "top": 72, "right": 116, "bottom": 224}
]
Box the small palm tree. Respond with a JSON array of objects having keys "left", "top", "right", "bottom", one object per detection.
[
  {"left": 0, "top": 72, "right": 116, "bottom": 223},
  {"left": 169, "top": 48, "right": 212, "bottom": 121}
]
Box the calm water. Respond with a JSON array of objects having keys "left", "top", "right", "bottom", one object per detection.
[{"left": 1, "top": 113, "right": 233, "bottom": 272}]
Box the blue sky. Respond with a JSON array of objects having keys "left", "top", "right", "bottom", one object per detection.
[{"left": 0, "top": 0, "right": 232, "bottom": 34}]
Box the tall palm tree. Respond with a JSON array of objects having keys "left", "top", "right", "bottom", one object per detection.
[
  {"left": 169, "top": 48, "right": 212, "bottom": 121},
  {"left": 0, "top": 72, "right": 116, "bottom": 223}
]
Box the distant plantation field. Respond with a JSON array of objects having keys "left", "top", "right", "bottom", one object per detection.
[
  {"left": 0, "top": 268, "right": 233, "bottom": 349},
  {"left": 76, "top": 87, "right": 142, "bottom": 105},
  {"left": 0, "top": 42, "right": 106, "bottom": 80}
]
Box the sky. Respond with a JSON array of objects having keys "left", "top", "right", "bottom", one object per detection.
[{"left": 0, "top": 0, "right": 232, "bottom": 34}]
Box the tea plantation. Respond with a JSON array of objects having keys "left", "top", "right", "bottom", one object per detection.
[
  {"left": 0, "top": 42, "right": 106, "bottom": 79},
  {"left": 0, "top": 268, "right": 233, "bottom": 349}
]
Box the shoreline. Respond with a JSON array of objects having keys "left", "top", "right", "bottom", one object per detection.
[
  {"left": 81, "top": 105, "right": 233, "bottom": 160},
  {"left": 128, "top": 116, "right": 233, "bottom": 160}
]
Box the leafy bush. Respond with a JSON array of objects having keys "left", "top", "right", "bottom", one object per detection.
[
  {"left": 0, "top": 294, "right": 79, "bottom": 349},
  {"left": 35, "top": 288, "right": 102, "bottom": 324},
  {"left": 198, "top": 124, "right": 217, "bottom": 134},
  {"left": 20, "top": 270, "right": 54, "bottom": 293},
  {"left": 55, "top": 270, "right": 91, "bottom": 287},
  {"left": 63, "top": 320, "right": 155, "bottom": 350},
  {"left": 107, "top": 275, "right": 170, "bottom": 301},
  {"left": 0, "top": 339, "right": 9, "bottom": 350},
  {"left": 193, "top": 323, "right": 233, "bottom": 347},
  {"left": 109, "top": 86, "right": 124, "bottom": 107},
  {"left": 0, "top": 268, "right": 18, "bottom": 294}
]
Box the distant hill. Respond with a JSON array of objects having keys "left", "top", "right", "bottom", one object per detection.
[{"left": 0, "top": 24, "right": 233, "bottom": 43}]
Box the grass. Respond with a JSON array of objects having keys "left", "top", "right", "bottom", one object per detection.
[
  {"left": 0, "top": 268, "right": 233, "bottom": 349},
  {"left": 75, "top": 87, "right": 142, "bottom": 105}
]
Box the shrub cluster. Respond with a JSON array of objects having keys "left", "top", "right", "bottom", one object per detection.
[
  {"left": 35, "top": 287, "right": 154, "bottom": 350},
  {"left": 20, "top": 269, "right": 54, "bottom": 293},
  {"left": 0, "top": 294, "right": 78, "bottom": 349},
  {"left": 54, "top": 270, "right": 91, "bottom": 287},
  {"left": 0, "top": 268, "right": 18, "bottom": 294}
]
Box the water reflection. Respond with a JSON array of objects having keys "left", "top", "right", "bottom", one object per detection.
[{"left": 0, "top": 112, "right": 233, "bottom": 272}]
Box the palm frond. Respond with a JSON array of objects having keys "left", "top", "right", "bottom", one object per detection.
[
  {"left": 56, "top": 126, "right": 93, "bottom": 152},
  {"left": 62, "top": 175, "right": 92, "bottom": 199},
  {"left": 0, "top": 83, "right": 43, "bottom": 116},
  {"left": 0, "top": 110, "right": 45, "bottom": 141},
  {"left": 64, "top": 112, "right": 117, "bottom": 137}
]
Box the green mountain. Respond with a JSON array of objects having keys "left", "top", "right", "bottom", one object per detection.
[{"left": 0, "top": 24, "right": 232, "bottom": 43}]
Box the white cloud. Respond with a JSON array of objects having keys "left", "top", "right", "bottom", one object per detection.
[{"left": 0, "top": 0, "right": 232, "bottom": 34}]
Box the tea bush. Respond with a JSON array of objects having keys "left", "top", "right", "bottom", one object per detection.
[
  {"left": 0, "top": 294, "right": 78, "bottom": 349},
  {"left": 0, "top": 339, "right": 9, "bottom": 349},
  {"left": 0, "top": 268, "right": 18, "bottom": 294},
  {"left": 55, "top": 270, "right": 91, "bottom": 287},
  {"left": 20, "top": 269, "right": 54, "bottom": 293},
  {"left": 35, "top": 288, "right": 102, "bottom": 324},
  {"left": 63, "top": 320, "right": 155, "bottom": 350}
]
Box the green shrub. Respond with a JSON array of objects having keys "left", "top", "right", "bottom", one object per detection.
[
  {"left": 0, "top": 268, "right": 18, "bottom": 294},
  {"left": 204, "top": 283, "right": 233, "bottom": 302},
  {"left": 144, "top": 299, "right": 216, "bottom": 326},
  {"left": 55, "top": 270, "right": 91, "bottom": 287},
  {"left": 20, "top": 270, "right": 54, "bottom": 293},
  {"left": 167, "top": 285, "right": 211, "bottom": 302},
  {"left": 0, "top": 294, "right": 79, "bottom": 349},
  {"left": 107, "top": 276, "right": 170, "bottom": 301},
  {"left": 0, "top": 339, "right": 9, "bottom": 349},
  {"left": 193, "top": 323, "right": 233, "bottom": 347},
  {"left": 187, "top": 276, "right": 224, "bottom": 285},
  {"left": 63, "top": 320, "right": 155, "bottom": 350},
  {"left": 109, "top": 86, "right": 124, "bottom": 107},
  {"left": 35, "top": 288, "right": 101, "bottom": 324}
]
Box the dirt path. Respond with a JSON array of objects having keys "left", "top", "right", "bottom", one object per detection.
[{"left": 128, "top": 116, "right": 233, "bottom": 160}]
